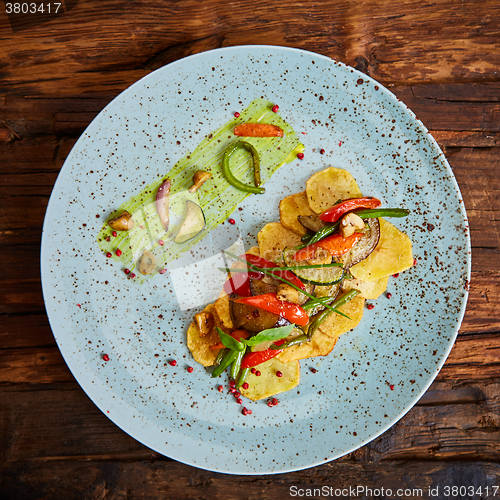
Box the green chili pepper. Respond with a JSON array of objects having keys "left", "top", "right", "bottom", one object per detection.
[
  {"left": 212, "top": 349, "right": 238, "bottom": 378},
  {"left": 230, "top": 350, "right": 245, "bottom": 380},
  {"left": 235, "top": 367, "right": 250, "bottom": 389},
  {"left": 355, "top": 208, "right": 410, "bottom": 219},
  {"left": 222, "top": 141, "right": 265, "bottom": 194}
]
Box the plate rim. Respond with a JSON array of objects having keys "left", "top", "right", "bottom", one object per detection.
[{"left": 40, "top": 44, "right": 471, "bottom": 475}]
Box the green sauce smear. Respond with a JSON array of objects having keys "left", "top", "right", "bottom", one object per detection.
[{"left": 97, "top": 98, "right": 304, "bottom": 278}]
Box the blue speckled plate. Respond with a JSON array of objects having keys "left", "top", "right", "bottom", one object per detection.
[{"left": 41, "top": 46, "right": 470, "bottom": 474}]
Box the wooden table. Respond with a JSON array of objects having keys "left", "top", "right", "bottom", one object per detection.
[{"left": 1, "top": 1, "right": 499, "bottom": 497}]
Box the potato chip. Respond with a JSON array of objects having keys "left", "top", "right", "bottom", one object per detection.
[
  {"left": 341, "top": 276, "right": 389, "bottom": 300},
  {"left": 246, "top": 245, "right": 260, "bottom": 256},
  {"left": 186, "top": 304, "right": 220, "bottom": 367},
  {"left": 240, "top": 358, "right": 300, "bottom": 401},
  {"left": 317, "top": 294, "right": 365, "bottom": 337},
  {"left": 306, "top": 167, "right": 362, "bottom": 214},
  {"left": 277, "top": 329, "right": 339, "bottom": 362},
  {"left": 214, "top": 294, "right": 233, "bottom": 330},
  {"left": 350, "top": 218, "right": 413, "bottom": 281},
  {"left": 279, "top": 191, "right": 315, "bottom": 236},
  {"left": 257, "top": 222, "right": 302, "bottom": 263}
]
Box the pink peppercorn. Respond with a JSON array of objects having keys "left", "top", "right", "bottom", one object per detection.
[
  {"left": 242, "top": 407, "right": 252, "bottom": 415},
  {"left": 386, "top": 292, "right": 392, "bottom": 299},
  {"left": 392, "top": 273, "right": 399, "bottom": 278},
  {"left": 389, "top": 384, "right": 395, "bottom": 391},
  {"left": 159, "top": 269, "right": 166, "bottom": 274},
  {"left": 242, "top": 382, "right": 249, "bottom": 389},
  {"left": 271, "top": 104, "right": 279, "bottom": 113},
  {"left": 413, "top": 258, "right": 417, "bottom": 266},
  {"left": 319, "top": 148, "right": 325, "bottom": 154},
  {"left": 234, "top": 111, "right": 240, "bottom": 118},
  {"left": 267, "top": 400, "right": 273, "bottom": 407},
  {"left": 297, "top": 152, "right": 304, "bottom": 160},
  {"left": 271, "top": 398, "right": 278, "bottom": 406},
  {"left": 367, "top": 303, "right": 375, "bottom": 310},
  {"left": 229, "top": 379, "right": 236, "bottom": 388},
  {"left": 217, "top": 385, "right": 223, "bottom": 393},
  {"left": 106, "top": 252, "right": 112, "bottom": 258},
  {"left": 115, "top": 248, "right": 122, "bottom": 257},
  {"left": 76, "top": 303, "right": 81, "bottom": 308},
  {"left": 102, "top": 354, "right": 110, "bottom": 362},
  {"left": 129, "top": 272, "right": 136, "bottom": 279},
  {"left": 228, "top": 218, "right": 236, "bottom": 225},
  {"left": 112, "top": 231, "right": 117, "bottom": 237},
  {"left": 233, "top": 391, "right": 241, "bottom": 398},
  {"left": 158, "top": 239, "right": 164, "bottom": 246},
  {"left": 168, "top": 359, "right": 177, "bottom": 366},
  {"left": 105, "top": 236, "right": 111, "bottom": 242},
  {"left": 124, "top": 268, "right": 131, "bottom": 275},
  {"left": 236, "top": 398, "right": 242, "bottom": 404},
  {"left": 250, "top": 368, "right": 256, "bottom": 374},
  {"left": 276, "top": 371, "right": 283, "bottom": 377},
  {"left": 255, "top": 370, "right": 261, "bottom": 377},
  {"left": 187, "top": 366, "right": 193, "bottom": 373}
]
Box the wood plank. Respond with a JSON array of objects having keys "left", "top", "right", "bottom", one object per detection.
[
  {"left": 1, "top": 460, "right": 499, "bottom": 499},
  {"left": 1, "top": 1, "right": 498, "bottom": 97},
  {"left": 0, "top": 377, "right": 497, "bottom": 463},
  {"left": 0, "top": 314, "right": 54, "bottom": 349}
]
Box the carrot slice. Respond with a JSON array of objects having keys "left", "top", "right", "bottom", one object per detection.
[{"left": 234, "top": 123, "right": 284, "bottom": 137}]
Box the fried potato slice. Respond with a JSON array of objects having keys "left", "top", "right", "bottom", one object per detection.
[
  {"left": 341, "top": 275, "right": 389, "bottom": 300},
  {"left": 277, "top": 294, "right": 365, "bottom": 362},
  {"left": 257, "top": 222, "right": 302, "bottom": 263},
  {"left": 317, "top": 294, "right": 365, "bottom": 337},
  {"left": 187, "top": 304, "right": 220, "bottom": 367},
  {"left": 306, "top": 167, "right": 362, "bottom": 214},
  {"left": 350, "top": 218, "right": 413, "bottom": 281},
  {"left": 277, "top": 329, "right": 339, "bottom": 362},
  {"left": 214, "top": 294, "right": 233, "bottom": 330},
  {"left": 240, "top": 358, "right": 300, "bottom": 401},
  {"left": 279, "top": 191, "right": 315, "bottom": 236},
  {"left": 246, "top": 245, "right": 260, "bottom": 256}
]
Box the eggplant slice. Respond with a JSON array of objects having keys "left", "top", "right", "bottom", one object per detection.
[
  {"left": 230, "top": 298, "right": 285, "bottom": 332},
  {"left": 340, "top": 217, "right": 380, "bottom": 269}
]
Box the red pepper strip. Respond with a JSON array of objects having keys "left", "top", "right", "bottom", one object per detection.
[
  {"left": 294, "top": 233, "right": 363, "bottom": 261},
  {"left": 223, "top": 275, "right": 252, "bottom": 297},
  {"left": 234, "top": 293, "right": 310, "bottom": 327},
  {"left": 241, "top": 339, "right": 286, "bottom": 368},
  {"left": 319, "top": 197, "right": 381, "bottom": 223},
  {"left": 234, "top": 123, "right": 284, "bottom": 137},
  {"left": 244, "top": 254, "right": 306, "bottom": 291},
  {"left": 210, "top": 329, "right": 250, "bottom": 351}
]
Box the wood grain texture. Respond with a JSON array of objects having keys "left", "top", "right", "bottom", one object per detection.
[
  {"left": 0, "top": 0, "right": 499, "bottom": 496},
  {"left": 1, "top": 1, "right": 499, "bottom": 97}
]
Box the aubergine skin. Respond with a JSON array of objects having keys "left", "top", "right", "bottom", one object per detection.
[{"left": 341, "top": 217, "right": 380, "bottom": 268}]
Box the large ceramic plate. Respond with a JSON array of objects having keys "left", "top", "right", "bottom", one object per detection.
[{"left": 41, "top": 46, "right": 470, "bottom": 474}]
